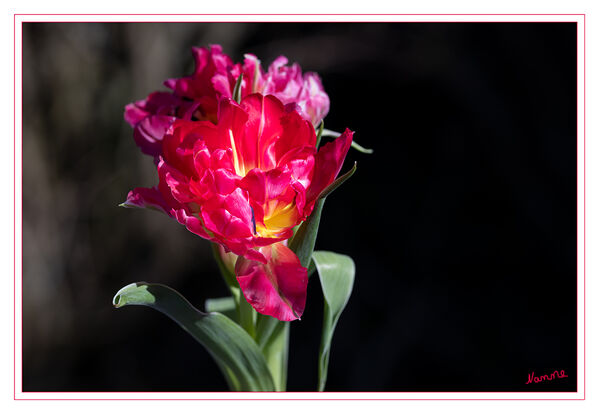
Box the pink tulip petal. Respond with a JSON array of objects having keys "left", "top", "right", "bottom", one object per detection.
[
  {"left": 132, "top": 115, "right": 176, "bottom": 157},
  {"left": 124, "top": 102, "right": 149, "bottom": 127},
  {"left": 176, "top": 209, "right": 213, "bottom": 240},
  {"left": 236, "top": 242, "right": 307, "bottom": 321},
  {"left": 242, "top": 53, "right": 264, "bottom": 94},
  {"left": 305, "top": 128, "right": 353, "bottom": 212},
  {"left": 123, "top": 187, "right": 172, "bottom": 214},
  {"left": 238, "top": 94, "right": 285, "bottom": 172}
]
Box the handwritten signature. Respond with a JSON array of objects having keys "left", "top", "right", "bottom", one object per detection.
[{"left": 526, "top": 370, "right": 568, "bottom": 384}]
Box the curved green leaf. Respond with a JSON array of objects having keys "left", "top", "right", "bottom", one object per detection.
[
  {"left": 321, "top": 128, "right": 373, "bottom": 154},
  {"left": 289, "top": 199, "right": 324, "bottom": 268},
  {"left": 113, "top": 282, "right": 275, "bottom": 391},
  {"left": 232, "top": 73, "right": 243, "bottom": 104},
  {"left": 312, "top": 251, "right": 355, "bottom": 391},
  {"left": 315, "top": 120, "right": 325, "bottom": 149},
  {"left": 349, "top": 140, "right": 374, "bottom": 154},
  {"left": 289, "top": 162, "right": 356, "bottom": 267},
  {"left": 205, "top": 296, "right": 237, "bottom": 321}
]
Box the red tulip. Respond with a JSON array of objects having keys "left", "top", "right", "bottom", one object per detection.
[{"left": 124, "top": 94, "right": 352, "bottom": 320}]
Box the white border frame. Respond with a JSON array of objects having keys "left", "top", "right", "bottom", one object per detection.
[{"left": 12, "top": 13, "right": 585, "bottom": 401}]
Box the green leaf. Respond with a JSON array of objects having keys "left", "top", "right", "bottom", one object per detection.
[
  {"left": 210, "top": 244, "right": 255, "bottom": 339},
  {"left": 311, "top": 251, "right": 355, "bottom": 391},
  {"left": 307, "top": 257, "right": 316, "bottom": 278},
  {"left": 289, "top": 198, "right": 324, "bottom": 268},
  {"left": 205, "top": 296, "right": 237, "bottom": 321},
  {"left": 315, "top": 120, "right": 324, "bottom": 149},
  {"left": 237, "top": 291, "right": 257, "bottom": 338},
  {"left": 232, "top": 74, "right": 243, "bottom": 104},
  {"left": 255, "top": 313, "right": 280, "bottom": 349},
  {"left": 318, "top": 162, "right": 357, "bottom": 200},
  {"left": 321, "top": 128, "right": 373, "bottom": 154},
  {"left": 350, "top": 140, "right": 374, "bottom": 154},
  {"left": 320, "top": 128, "right": 341, "bottom": 138},
  {"left": 113, "top": 282, "right": 275, "bottom": 391},
  {"left": 288, "top": 162, "right": 356, "bottom": 268},
  {"left": 255, "top": 316, "right": 289, "bottom": 391}
]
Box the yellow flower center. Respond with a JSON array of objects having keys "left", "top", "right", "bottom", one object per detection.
[{"left": 257, "top": 199, "right": 299, "bottom": 238}]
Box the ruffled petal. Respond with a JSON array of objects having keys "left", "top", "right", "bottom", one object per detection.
[
  {"left": 124, "top": 101, "right": 149, "bottom": 127},
  {"left": 236, "top": 242, "right": 308, "bottom": 321},
  {"left": 239, "top": 167, "right": 301, "bottom": 238},
  {"left": 122, "top": 186, "right": 172, "bottom": 214},
  {"left": 305, "top": 128, "right": 353, "bottom": 213},
  {"left": 201, "top": 188, "right": 255, "bottom": 240},
  {"left": 165, "top": 45, "right": 238, "bottom": 105},
  {"left": 158, "top": 158, "right": 197, "bottom": 204},
  {"left": 299, "top": 73, "right": 330, "bottom": 126},
  {"left": 174, "top": 209, "right": 213, "bottom": 241},
  {"left": 242, "top": 54, "right": 264, "bottom": 95},
  {"left": 270, "top": 109, "right": 316, "bottom": 166},
  {"left": 133, "top": 115, "right": 176, "bottom": 157}
]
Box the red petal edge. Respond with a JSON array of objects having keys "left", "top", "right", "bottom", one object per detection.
[{"left": 305, "top": 128, "right": 353, "bottom": 212}]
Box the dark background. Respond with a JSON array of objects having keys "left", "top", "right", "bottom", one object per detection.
[{"left": 22, "top": 22, "right": 577, "bottom": 392}]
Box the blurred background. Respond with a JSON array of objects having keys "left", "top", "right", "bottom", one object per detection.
[{"left": 22, "top": 22, "right": 577, "bottom": 392}]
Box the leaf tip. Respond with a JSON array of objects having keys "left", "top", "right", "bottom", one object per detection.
[
  {"left": 112, "top": 294, "right": 122, "bottom": 307},
  {"left": 233, "top": 73, "right": 243, "bottom": 104},
  {"left": 112, "top": 283, "right": 135, "bottom": 307},
  {"left": 112, "top": 282, "right": 149, "bottom": 308}
]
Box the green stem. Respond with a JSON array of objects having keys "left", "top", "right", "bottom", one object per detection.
[
  {"left": 272, "top": 322, "right": 290, "bottom": 391},
  {"left": 211, "top": 242, "right": 256, "bottom": 337},
  {"left": 210, "top": 242, "right": 287, "bottom": 388},
  {"left": 210, "top": 243, "right": 240, "bottom": 304},
  {"left": 238, "top": 293, "right": 256, "bottom": 338},
  {"left": 258, "top": 317, "right": 289, "bottom": 391},
  {"left": 318, "top": 307, "right": 334, "bottom": 391}
]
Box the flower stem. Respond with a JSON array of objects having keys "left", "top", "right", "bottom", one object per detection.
[
  {"left": 257, "top": 315, "right": 289, "bottom": 391},
  {"left": 210, "top": 242, "right": 287, "bottom": 389},
  {"left": 238, "top": 293, "right": 256, "bottom": 338},
  {"left": 265, "top": 322, "right": 289, "bottom": 391},
  {"left": 210, "top": 243, "right": 240, "bottom": 305}
]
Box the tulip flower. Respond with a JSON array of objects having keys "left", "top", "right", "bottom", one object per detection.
[
  {"left": 123, "top": 93, "right": 352, "bottom": 321},
  {"left": 117, "top": 45, "right": 360, "bottom": 392},
  {"left": 124, "top": 45, "right": 330, "bottom": 159}
]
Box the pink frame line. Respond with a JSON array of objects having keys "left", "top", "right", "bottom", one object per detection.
[{"left": 13, "top": 13, "right": 586, "bottom": 401}]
